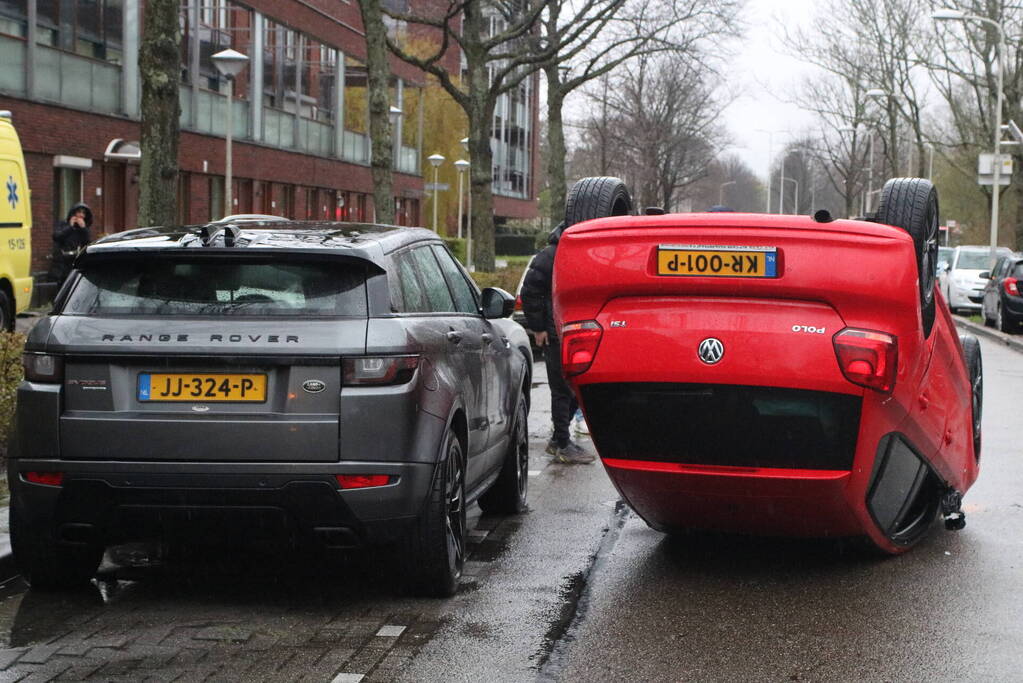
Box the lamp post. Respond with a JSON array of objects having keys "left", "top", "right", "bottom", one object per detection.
[
  {"left": 460, "top": 137, "right": 473, "bottom": 269},
  {"left": 427, "top": 153, "right": 445, "bottom": 232},
  {"left": 212, "top": 48, "right": 249, "bottom": 217},
  {"left": 756, "top": 129, "right": 787, "bottom": 213},
  {"left": 718, "top": 180, "right": 736, "bottom": 205},
  {"left": 454, "top": 159, "right": 469, "bottom": 239},
  {"left": 390, "top": 106, "right": 403, "bottom": 170},
  {"left": 780, "top": 176, "right": 798, "bottom": 215},
  {"left": 933, "top": 8, "right": 1006, "bottom": 265}
]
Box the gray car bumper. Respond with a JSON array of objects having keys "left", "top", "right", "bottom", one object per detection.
[{"left": 7, "top": 459, "right": 437, "bottom": 549}]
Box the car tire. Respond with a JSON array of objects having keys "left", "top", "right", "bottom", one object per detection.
[
  {"left": 478, "top": 393, "right": 529, "bottom": 515},
  {"left": 0, "top": 289, "right": 13, "bottom": 333},
  {"left": 564, "top": 177, "right": 633, "bottom": 227},
  {"left": 10, "top": 503, "right": 103, "bottom": 591},
  {"left": 996, "top": 303, "right": 1014, "bottom": 333},
  {"left": 983, "top": 305, "right": 994, "bottom": 327},
  {"left": 961, "top": 334, "right": 983, "bottom": 460},
  {"left": 404, "top": 429, "right": 466, "bottom": 597},
  {"left": 874, "top": 178, "right": 939, "bottom": 337}
]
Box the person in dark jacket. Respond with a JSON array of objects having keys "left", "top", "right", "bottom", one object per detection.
[
  {"left": 520, "top": 222, "right": 595, "bottom": 464},
  {"left": 50, "top": 202, "right": 93, "bottom": 286}
]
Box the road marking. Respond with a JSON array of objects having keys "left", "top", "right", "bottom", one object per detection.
[
  {"left": 528, "top": 470, "right": 542, "bottom": 477},
  {"left": 331, "top": 675, "right": 365, "bottom": 683},
  {"left": 376, "top": 625, "right": 406, "bottom": 637}
]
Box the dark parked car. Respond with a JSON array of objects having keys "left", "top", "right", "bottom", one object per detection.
[
  {"left": 981, "top": 253, "right": 1023, "bottom": 332},
  {"left": 10, "top": 221, "right": 532, "bottom": 596}
]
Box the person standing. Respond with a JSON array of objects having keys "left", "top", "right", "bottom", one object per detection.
[
  {"left": 50, "top": 203, "right": 93, "bottom": 287},
  {"left": 520, "top": 222, "right": 595, "bottom": 465}
]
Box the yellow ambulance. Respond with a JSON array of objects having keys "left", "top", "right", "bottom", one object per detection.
[{"left": 0, "top": 111, "right": 33, "bottom": 331}]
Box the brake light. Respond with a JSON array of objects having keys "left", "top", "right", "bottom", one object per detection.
[
  {"left": 342, "top": 355, "right": 419, "bottom": 385},
  {"left": 514, "top": 294, "right": 523, "bottom": 312},
  {"left": 561, "top": 320, "right": 603, "bottom": 376},
  {"left": 1005, "top": 277, "right": 1019, "bottom": 296},
  {"left": 22, "top": 353, "right": 64, "bottom": 383},
  {"left": 833, "top": 328, "right": 898, "bottom": 393},
  {"left": 336, "top": 474, "right": 392, "bottom": 489},
  {"left": 25, "top": 471, "right": 64, "bottom": 486}
]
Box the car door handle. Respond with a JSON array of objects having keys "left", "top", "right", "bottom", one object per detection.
[
  {"left": 446, "top": 330, "right": 463, "bottom": 344},
  {"left": 481, "top": 333, "right": 493, "bottom": 343}
]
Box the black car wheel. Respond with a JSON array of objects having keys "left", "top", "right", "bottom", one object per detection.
[
  {"left": 996, "top": 302, "right": 1015, "bottom": 333},
  {"left": 0, "top": 289, "right": 12, "bottom": 333},
  {"left": 564, "top": 177, "right": 633, "bottom": 227},
  {"left": 961, "top": 335, "right": 983, "bottom": 460},
  {"left": 10, "top": 503, "right": 103, "bottom": 591},
  {"left": 405, "top": 429, "right": 466, "bottom": 597},
  {"left": 478, "top": 393, "right": 529, "bottom": 514},
  {"left": 875, "top": 178, "right": 939, "bottom": 337}
]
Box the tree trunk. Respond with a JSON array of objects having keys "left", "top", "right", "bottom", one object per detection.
[
  {"left": 360, "top": 0, "right": 395, "bottom": 225},
  {"left": 544, "top": 65, "right": 568, "bottom": 226},
  {"left": 468, "top": 98, "right": 496, "bottom": 272},
  {"left": 138, "top": 0, "right": 180, "bottom": 227}
]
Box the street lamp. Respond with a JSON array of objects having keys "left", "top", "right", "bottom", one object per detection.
[
  {"left": 390, "top": 106, "right": 403, "bottom": 169},
  {"left": 212, "top": 48, "right": 249, "bottom": 217},
  {"left": 755, "top": 129, "right": 788, "bottom": 213},
  {"left": 718, "top": 180, "right": 736, "bottom": 205},
  {"left": 780, "top": 176, "right": 799, "bottom": 214},
  {"left": 459, "top": 137, "right": 472, "bottom": 269},
  {"left": 454, "top": 159, "right": 469, "bottom": 240},
  {"left": 427, "top": 153, "right": 445, "bottom": 233},
  {"left": 933, "top": 8, "right": 1006, "bottom": 265}
]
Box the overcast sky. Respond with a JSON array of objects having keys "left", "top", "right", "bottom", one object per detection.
[{"left": 721, "top": 0, "right": 820, "bottom": 178}]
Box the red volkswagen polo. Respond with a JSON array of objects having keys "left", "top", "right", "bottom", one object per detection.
[{"left": 553, "top": 176, "right": 982, "bottom": 553}]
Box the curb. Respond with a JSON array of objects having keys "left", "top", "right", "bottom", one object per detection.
[{"left": 953, "top": 315, "right": 1023, "bottom": 354}]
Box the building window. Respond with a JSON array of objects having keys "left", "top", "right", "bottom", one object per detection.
[
  {"left": 337, "top": 190, "right": 368, "bottom": 222},
  {"left": 178, "top": 172, "right": 191, "bottom": 224},
  {"left": 37, "top": 0, "right": 123, "bottom": 63},
  {"left": 395, "top": 197, "right": 419, "bottom": 227},
  {"left": 54, "top": 167, "right": 83, "bottom": 227},
  {"left": 209, "top": 176, "right": 225, "bottom": 220},
  {"left": 261, "top": 20, "right": 333, "bottom": 122},
  {"left": 180, "top": 0, "right": 250, "bottom": 91},
  {"left": 0, "top": 0, "right": 27, "bottom": 37}
]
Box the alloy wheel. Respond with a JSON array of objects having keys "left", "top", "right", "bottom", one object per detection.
[{"left": 444, "top": 443, "right": 465, "bottom": 571}]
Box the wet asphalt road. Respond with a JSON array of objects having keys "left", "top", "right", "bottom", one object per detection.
[{"left": 0, "top": 335, "right": 1021, "bottom": 681}]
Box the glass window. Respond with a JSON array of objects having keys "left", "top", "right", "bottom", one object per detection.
[
  {"left": 431, "top": 245, "right": 478, "bottom": 314},
  {"left": 1011, "top": 262, "right": 1023, "bottom": 280},
  {"left": 0, "top": 0, "right": 27, "bottom": 37},
  {"left": 54, "top": 167, "right": 82, "bottom": 225},
  {"left": 343, "top": 56, "right": 367, "bottom": 134},
  {"left": 35, "top": 0, "right": 122, "bottom": 61},
  {"left": 64, "top": 258, "right": 369, "bottom": 317},
  {"left": 395, "top": 252, "right": 427, "bottom": 313},
  {"left": 410, "top": 247, "right": 454, "bottom": 312},
  {"left": 209, "top": 176, "right": 225, "bottom": 221}
]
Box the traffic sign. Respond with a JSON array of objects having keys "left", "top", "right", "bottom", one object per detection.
[
  {"left": 424, "top": 183, "right": 450, "bottom": 191},
  {"left": 977, "top": 153, "right": 1012, "bottom": 186}
]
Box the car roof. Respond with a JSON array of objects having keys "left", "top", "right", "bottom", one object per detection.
[{"left": 86, "top": 220, "right": 441, "bottom": 261}]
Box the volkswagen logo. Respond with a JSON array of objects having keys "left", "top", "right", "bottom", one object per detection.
[{"left": 697, "top": 338, "right": 724, "bottom": 365}]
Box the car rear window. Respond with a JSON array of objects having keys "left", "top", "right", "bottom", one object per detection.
[
  {"left": 956, "top": 251, "right": 992, "bottom": 269},
  {"left": 62, "top": 258, "right": 368, "bottom": 317},
  {"left": 1013, "top": 262, "right": 1023, "bottom": 279}
]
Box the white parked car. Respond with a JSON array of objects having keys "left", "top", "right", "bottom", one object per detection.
[{"left": 940, "top": 245, "right": 1013, "bottom": 313}]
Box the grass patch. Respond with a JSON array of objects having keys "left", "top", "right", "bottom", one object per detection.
[
  {"left": 967, "top": 314, "right": 983, "bottom": 324},
  {"left": 471, "top": 263, "right": 527, "bottom": 294},
  {"left": 0, "top": 331, "right": 25, "bottom": 461}
]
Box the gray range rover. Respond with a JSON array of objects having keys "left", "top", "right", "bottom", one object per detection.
[{"left": 10, "top": 220, "right": 532, "bottom": 596}]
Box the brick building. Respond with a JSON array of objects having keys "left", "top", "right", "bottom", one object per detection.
[{"left": 0, "top": 0, "right": 539, "bottom": 287}]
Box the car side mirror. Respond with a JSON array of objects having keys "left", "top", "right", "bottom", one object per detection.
[
  {"left": 937, "top": 262, "right": 949, "bottom": 273},
  {"left": 481, "top": 287, "right": 514, "bottom": 319},
  {"left": 979, "top": 271, "right": 990, "bottom": 279}
]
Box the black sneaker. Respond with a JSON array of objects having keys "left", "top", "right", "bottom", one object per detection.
[{"left": 553, "top": 441, "right": 595, "bottom": 465}]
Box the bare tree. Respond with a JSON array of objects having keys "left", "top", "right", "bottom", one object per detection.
[
  {"left": 358, "top": 0, "right": 395, "bottom": 225},
  {"left": 384, "top": 1, "right": 581, "bottom": 270},
  {"left": 541, "top": 0, "right": 741, "bottom": 224},
  {"left": 688, "top": 154, "right": 764, "bottom": 212},
  {"left": 138, "top": 0, "right": 181, "bottom": 227},
  {"left": 574, "top": 52, "right": 729, "bottom": 211}
]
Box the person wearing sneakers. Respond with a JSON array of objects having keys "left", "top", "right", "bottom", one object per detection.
[{"left": 520, "top": 221, "right": 595, "bottom": 465}]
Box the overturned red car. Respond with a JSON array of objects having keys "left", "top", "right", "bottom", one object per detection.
[{"left": 553, "top": 176, "right": 981, "bottom": 553}]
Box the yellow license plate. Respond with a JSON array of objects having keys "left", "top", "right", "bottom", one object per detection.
[
  {"left": 657, "top": 245, "right": 778, "bottom": 277},
  {"left": 138, "top": 373, "right": 267, "bottom": 402}
]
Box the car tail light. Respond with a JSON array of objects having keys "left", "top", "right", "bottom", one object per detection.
[
  {"left": 22, "top": 353, "right": 63, "bottom": 383},
  {"left": 25, "top": 471, "right": 64, "bottom": 486},
  {"left": 1005, "top": 277, "right": 1019, "bottom": 296},
  {"left": 336, "top": 474, "right": 392, "bottom": 489},
  {"left": 833, "top": 328, "right": 898, "bottom": 393},
  {"left": 514, "top": 294, "right": 523, "bottom": 313},
  {"left": 342, "top": 355, "right": 419, "bottom": 386},
  {"left": 561, "top": 320, "right": 603, "bottom": 376}
]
